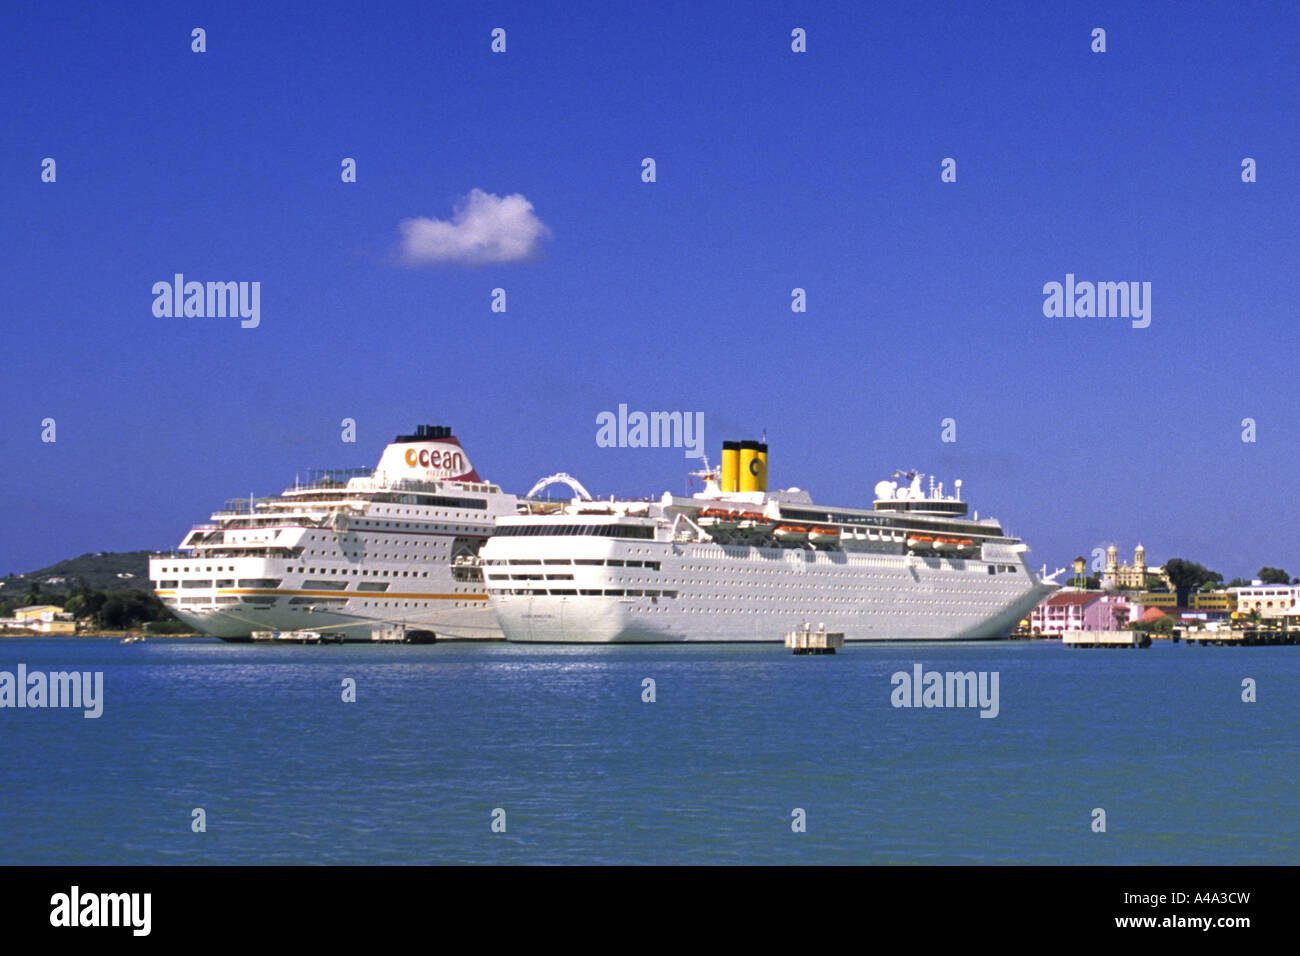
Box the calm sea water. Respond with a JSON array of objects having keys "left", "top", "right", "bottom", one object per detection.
[{"left": 1, "top": 636, "right": 1296, "bottom": 865}]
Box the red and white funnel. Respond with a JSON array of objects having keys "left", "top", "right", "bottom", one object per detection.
[{"left": 375, "top": 424, "right": 482, "bottom": 483}]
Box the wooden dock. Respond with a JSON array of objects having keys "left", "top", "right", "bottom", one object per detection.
[
  {"left": 1180, "top": 628, "right": 1300, "bottom": 646},
  {"left": 1061, "top": 630, "right": 1151, "bottom": 649},
  {"left": 250, "top": 630, "right": 344, "bottom": 644},
  {"left": 785, "top": 624, "right": 844, "bottom": 655}
]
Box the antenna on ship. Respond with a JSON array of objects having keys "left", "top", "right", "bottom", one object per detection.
[
  {"left": 687, "top": 454, "right": 720, "bottom": 495},
  {"left": 688, "top": 454, "right": 716, "bottom": 481}
]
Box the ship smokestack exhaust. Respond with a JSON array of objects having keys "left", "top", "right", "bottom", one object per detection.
[
  {"left": 738, "top": 440, "right": 763, "bottom": 493},
  {"left": 406, "top": 424, "right": 451, "bottom": 441},
  {"left": 720, "top": 441, "right": 740, "bottom": 493},
  {"left": 722, "top": 439, "right": 768, "bottom": 493}
]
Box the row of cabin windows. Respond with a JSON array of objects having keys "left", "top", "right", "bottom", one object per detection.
[
  {"left": 489, "top": 589, "right": 678, "bottom": 598},
  {"left": 162, "top": 567, "right": 458, "bottom": 588},
  {"left": 494, "top": 524, "right": 655, "bottom": 539},
  {"left": 293, "top": 568, "right": 433, "bottom": 577},
  {"left": 232, "top": 587, "right": 483, "bottom": 604},
  {"left": 485, "top": 559, "right": 660, "bottom": 569}
]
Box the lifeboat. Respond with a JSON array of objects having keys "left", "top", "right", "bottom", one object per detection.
[
  {"left": 736, "top": 512, "right": 773, "bottom": 536},
  {"left": 774, "top": 524, "right": 809, "bottom": 545},
  {"left": 956, "top": 538, "right": 977, "bottom": 556},
  {"left": 809, "top": 526, "right": 841, "bottom": 548},
  {"left": 932, "top": 537, "right": 955, "bottom": 553},
  {"left": 698, "top": 507, "right": 740, "bottom": 531},
  {"left": 906, "top": 534, "right": 934, "bottom": 551}
]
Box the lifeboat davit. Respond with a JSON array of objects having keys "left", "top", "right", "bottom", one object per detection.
[
  {"left": 906, "top": 534, "right": 934, "bottom": 550},
  {"left": 774, "top": 524, "right": 809, "bottom": 545},
  {"left": 809, "top": 526, "right": 840, "bottom": 547}
]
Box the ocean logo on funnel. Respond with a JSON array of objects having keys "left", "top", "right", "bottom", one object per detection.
[
  {"left": 375, "top": 429, "right": 481, "bottom": 482},
  {"left": 404, "top": 446, "right": 465, "bottom": 473}
]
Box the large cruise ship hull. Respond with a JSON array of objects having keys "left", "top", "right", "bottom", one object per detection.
[
  {"left": 150, "top": 425, "right": 516, "bottom": 643},
  {"left": 482, "top": 440, "right": 1057, "bottom": 643},
  {"left": 487, "top": 541, "right": 1056, "bottom": 644}
]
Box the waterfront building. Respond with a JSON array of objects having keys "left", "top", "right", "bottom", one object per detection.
[
  {"left": 1229, "top": 584, "right": 1300, "bottom": 618},
  {"left": 1190, "top": 590, "right": 1233, "bottom": 612},
  {"left": 1030, "top": 591, "right": 1140, "bottom": 634},
  {"left": 12, "top": 604, "right": 65, "bottom": 623},
  {"left": 9, "top": 604, "right": 75, "bottom": 634},
  {"left": 1140, "top": 606, "right": 1170, "bottom": 624}
]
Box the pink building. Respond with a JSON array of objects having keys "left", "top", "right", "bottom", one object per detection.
[{"left": 1030, "top": 592, "right": 1140, "bottom": 634}]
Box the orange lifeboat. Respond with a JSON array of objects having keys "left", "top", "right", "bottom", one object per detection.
[
  {"left": 699, "top": 507, "right": 740, "bottom": 528},
  {"left": 774, "top": 524, "right": 809, "bottom": 544},
  {"left": 809, "top": 526, "right": 840, "bottom": 547}
]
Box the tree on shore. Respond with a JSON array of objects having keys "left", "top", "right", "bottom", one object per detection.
[
  {"left": 1163, "top": 558, "right": 1222, "bottom": 606},
  {"left": 64, "top": 586, "right": 106, "bottom": 620},
  {"left": 93, "top": 590, "right": 170, "bottom": 630},
  {"left": 1131, "top": 615, "right": 1175, "bottom": 633},
  {"left": 1258, "top": 567, "right": 1292, "bottom": 585}
]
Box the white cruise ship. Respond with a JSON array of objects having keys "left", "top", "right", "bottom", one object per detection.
[
  {"left": 481, "top": 439, "right": 1059, "bottom": 643},
  {"left": 149, "top": 425, "right": 518, "bottom": 641}
]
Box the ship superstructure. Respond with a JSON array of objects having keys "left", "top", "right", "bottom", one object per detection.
[
  {"left": 149, "top": 425, "right": 516, "bottom": 641},
  {"left": 480, "top": 440, "right": 1058, "bottom": 643}
]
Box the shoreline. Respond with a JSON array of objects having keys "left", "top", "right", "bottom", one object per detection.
[{"left": 0, "top": 630, "right": 205, "bottom": 639}]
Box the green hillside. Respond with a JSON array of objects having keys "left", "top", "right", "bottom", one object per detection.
[{"left": 2, "top": 550, "right": 154, "bottom": 595}]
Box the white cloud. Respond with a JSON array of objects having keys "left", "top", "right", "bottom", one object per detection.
[{"left": 397, "top": 189, "right": 550, "bottom": 266}]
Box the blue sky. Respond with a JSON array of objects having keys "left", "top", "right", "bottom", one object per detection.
[{"left": 2, "top": 0, "right": 1297, "bottom": 579}]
